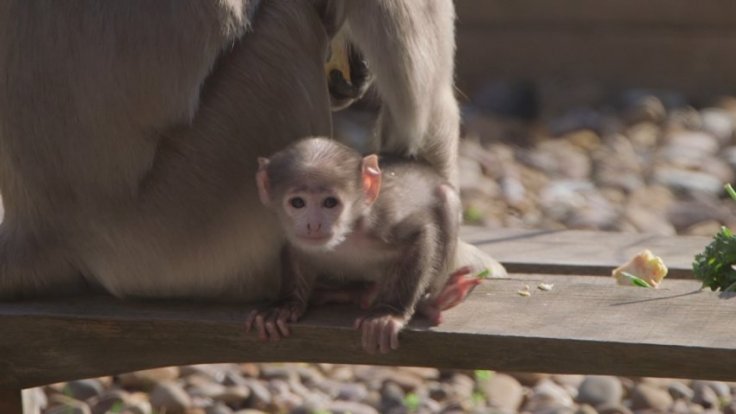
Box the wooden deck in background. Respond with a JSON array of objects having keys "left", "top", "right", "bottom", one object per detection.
[
  {"left": 0, "top": 228, "right": 732, "bottom": 395},
  {"left": 454, "top": 0, "right": 736, "bottom": 99}
]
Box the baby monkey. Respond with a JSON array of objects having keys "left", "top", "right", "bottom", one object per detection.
[{"left": 247, "top": 137, "right": 479, "bottom": 354}]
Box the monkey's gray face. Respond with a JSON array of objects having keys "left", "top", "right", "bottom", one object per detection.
[{"left": 281, "top": 190, "right": 352, "bottom": 251}]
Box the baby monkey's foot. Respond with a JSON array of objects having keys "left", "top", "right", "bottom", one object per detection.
[
  {"left": 418, "top": 266, "right": 482, "bottom": 325},
  {"left": 354, "top": 309, "right": 408, "bottom": 354},
  {"left": 245, "top": 301, "right": 306, "bottom": 342}
]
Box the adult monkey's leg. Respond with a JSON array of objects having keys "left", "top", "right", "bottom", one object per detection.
[
  {"left": 343, "top": 0, "right": 460, "bottom": 186},
  {"left": 343, "top": 0, "right": 507, "bottom": 278}
]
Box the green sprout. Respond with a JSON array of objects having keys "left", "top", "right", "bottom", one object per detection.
[
  {"left": 619, "top": 271, "right": 652, "bottom": 288},
  {"left": 463, "top": 206, "right": 484, "bottom": 225},
  {"left": 474, "top": 369, "right": 494, "bottom": 381},
  {"left": 726, "top": 183, "right": 736, "bottom": 201},
  {"left": 403, "top": 392, "right": 420, "bottom": 412},
  {"left": 476, "top": 268, "right": 492, "bottom": 279}
]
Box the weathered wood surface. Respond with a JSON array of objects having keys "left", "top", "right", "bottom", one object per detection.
[
  {"left": 456, "top": 1, "right": 736, "bottom": 28},
  {"left": 0, "top": 229, "right": 726, "bottom": 392},
  {"left": 454, "top": 1, "right": 736, "bottom": 98},
  {"left": 461, "top": 227, "right": 709, "bottom": 278},
  {"left": 0, "top": 275, "right": 733, "bottom": 388},
  {"left": 0, "top": 389, "right": 22, "bottom": 414}
]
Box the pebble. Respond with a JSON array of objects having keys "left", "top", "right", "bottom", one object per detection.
[
  {"left": 47, "top": 395, "right": 92, "bottom": 414},
  {"left": 630, "top": 383, "right": 674, "bottom": 411},
  {"left": 577, "top": 375, "right": 624, "bottom": 407},
  {"left": 693, "top": 381, "right": 724, "bottom": 409},
  {"left": 596, "top": 403, "right": 633, "bottom": 414},
  {"left": 119, "top": 367, "right": 180, "bottom": 390},
  {"left": 668, "top": 381, "right": 695, "bottom": 400},
  {"left": 701, "top": 108, "right": 735, "bottom": 143},
  {"left": 478, "top": 373, "right": 524, "bottom": 412},
  {"left": 150, "top": 381, "right": 192, "bottom": 413}
]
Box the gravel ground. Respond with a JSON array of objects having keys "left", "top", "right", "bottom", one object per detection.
[{"left": 37, "top": 84, "right": 736, "bottom": 414}]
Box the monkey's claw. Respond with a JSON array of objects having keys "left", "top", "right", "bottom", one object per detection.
[
  {"left": 244, "top": 302, "right": 305, "bottom": 342},
  {"left": 354, "top": 312, "right": 407, "bottom": 354}
]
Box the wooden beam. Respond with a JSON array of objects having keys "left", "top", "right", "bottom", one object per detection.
[
  {"left": 461, "top": 228, "right": 709, "bottom": 278},
  {"left": 455, "top": 0, "right": 736, "bottom": 28},
  {"left": 0, "top": 275, "right": 733, "bottom": 389},
  {"left": 0, "top": 389, "right": 23, "bottom": 414},
  {"left": 455, "top": 27, "right": 736, "bottom": 99}
]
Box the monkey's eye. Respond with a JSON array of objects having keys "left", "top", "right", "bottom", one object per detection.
[
  {"left": 289, "top": 197, "right": 306, "bottom": 209},
  {"left": 323, "top": 197, "right": 339, "bottom": 208}
]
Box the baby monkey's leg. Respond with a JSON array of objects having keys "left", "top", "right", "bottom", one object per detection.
[{"left": 417, "top": 266, "right": 482, "bottom": 325}]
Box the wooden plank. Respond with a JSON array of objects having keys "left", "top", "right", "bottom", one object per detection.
[
  {"left": 0, "top": 389, "right": 22, "bottom": 414},
  {"left": 455, "top": 28, "right": 736, "bottom": 100},
  {"left": 461, "top": 227, "right": 709, "bottom": 278},
  {"left": 455, "top": 0, "right": 736, "bottom": 28},
  {"left": 0, "top": 275, "right": 733, "bottom": 388}
]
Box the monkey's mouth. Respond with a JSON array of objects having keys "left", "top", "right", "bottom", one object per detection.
[{"left": 297, "top": 234, "right": 332, "bottom": 244}]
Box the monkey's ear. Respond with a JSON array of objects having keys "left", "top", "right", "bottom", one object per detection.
[
  {"left": 361, "top": 155, "right": 381, "bottom": 205},
  {"left": 255, "top": 157, "right": 271, "bottom": 205}
]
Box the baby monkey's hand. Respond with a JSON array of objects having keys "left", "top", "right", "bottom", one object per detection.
[{"left": 245, "top": 301, "right": 306, "bottom": 342}]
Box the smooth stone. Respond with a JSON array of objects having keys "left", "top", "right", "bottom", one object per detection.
[
  {"left": 701, "top": 107, "right": 735, "bottom": 143},
  {"left": 119, "top": 367, "right": 180, "bottom": 390},
  {"left": 724, "top": 402, "right": 736, "bottom": 414},
  {"left": 149, "top": 381, "right": 192, "bottom": 414},
  {"left": 90, "top": 389, "right": 129, "bottom": 414},
  {"left": 379, "top": 382, "right": 405, "bottom": 412},
  {"left": 531, "top": 406, "right": 576, "bottom": 414},
  {"left": 259, "top": 366, "right": 293, "bottom": 381},
  {"left": 188, "top": 382, "right": 227, "bottom": 399},
  {"left": 524, "top": 379, "right": 576, "bottom": 413},
  {"left": 510, "top": 372, "right": 550, "bottom": 386},
  {"left": 693, "top": 380, "right": 732, "bottom": 399},
  {"left": 46, "top": 395, "right": 91, "bottom": 414},
  {"left": 241, "top": 378, "right": 272, "bottom": 409},
  {"left": 622, "top": 93, "right": 666, "bottom": 124},
  {"left": 65, "top": 379, "right": 105, "bottom": 402},
  {"left": 125, "top": 392, "right": 153, "bottom": 414},
  {"left": 692, "top": 381, "right": 721, "bottom": 409},
  {"left": 666, "top": 130, "right": 720, "bottom": 155},
  {"left": 327, "top": 400, "right": 379, "bottom": 414},
  {"left": 624, "top": 206, "right": 676, "bottom": 235},
  {"left": 596, "top": 403, "right": 633, "bottom": 414},
  {"left": 653, "top": 167, "right": 723, "bottom": 195},
  {"left": 671, "top": 399, "right": 705, "bottom": 414},
  {"left": 577, "top": 375, "right": 624, "bottom": 407},
  {"left": 630, "top": 383, "right": 673, "bottom": 411},
  {"left": 479, "top": 373, "right": 524, "bottom": 412},
  {"left": 667, "top": 381, "right": 694, "bottom": 400},
  {"left": 205, "top": 404, "right": 234, "bottom": 414},
  {"left": 575, "top": 404, "right": 597, "bottom": 414},
  {"left": 553, "top": 375, "right": 586, "bottom": 389},
  {"left": 216, "top": 386, "right": 251, "bottom": 405}
]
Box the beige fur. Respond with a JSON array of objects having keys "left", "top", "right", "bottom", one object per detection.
[{"left": 0, "top": 0, "right": 502, "bottom": 300}]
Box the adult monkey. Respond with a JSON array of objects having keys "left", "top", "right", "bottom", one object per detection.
[{"left": 0, "top": 0, "right": 504, "bottom": 300}]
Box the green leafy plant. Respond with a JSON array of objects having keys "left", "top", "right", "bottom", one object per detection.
[{"left": 692, "top": 184, "right": 736, "bottom": 291}]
